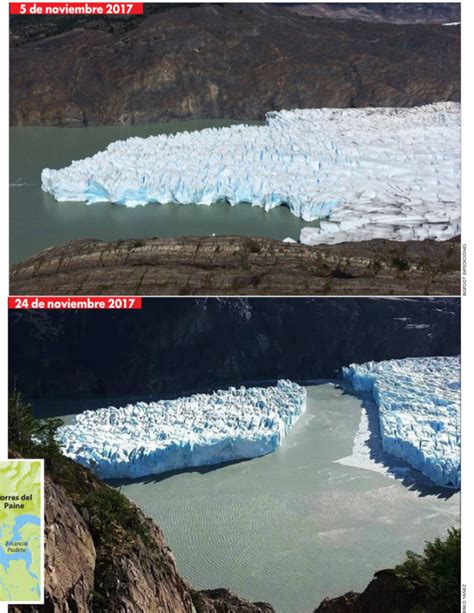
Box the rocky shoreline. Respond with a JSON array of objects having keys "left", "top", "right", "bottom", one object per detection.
[
  {"left": 314, "top": 569, "right": 427, "bottom": 613},
  {"left": 10, "top": 235, "right": 460, "bottom": 296}
]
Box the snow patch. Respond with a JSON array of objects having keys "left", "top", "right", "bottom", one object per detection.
[{"left": 336, "top": 406, "right": 390, "bottom": 476}]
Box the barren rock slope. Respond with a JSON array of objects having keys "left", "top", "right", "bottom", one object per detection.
[
  {"left": 10, "top": 236, "right": 460, "bottom": 296},
  {"left": 11, "top": 4, "right": 460, "bottom": 126}
]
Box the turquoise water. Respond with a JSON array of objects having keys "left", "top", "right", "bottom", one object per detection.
[
  {"left": 43, "top": 382, "right": 460, "bottom": 613},
  {"left": 10, "top": 120, "right": 319, "bottom": 264}
]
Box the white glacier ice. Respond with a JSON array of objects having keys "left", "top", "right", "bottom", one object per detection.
[
  {"left": 56, "top": 380, "right": 306, "bottom": 479},
  {"left": 342, "top": 356, "right": 460, "bottom": 489},
  {"left": 41, "top": 103, "right": 460, "bottom": 244}
]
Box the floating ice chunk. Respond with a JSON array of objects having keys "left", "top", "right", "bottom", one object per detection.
[
  {"left": 342, "top": 356, "right": 460, "bottom": 489},
  {"left": 56, "top": 380, "right": 306, "bottom": 479},
  {"left": 41, "top": 104, "right": 460, "bottom": 243}
]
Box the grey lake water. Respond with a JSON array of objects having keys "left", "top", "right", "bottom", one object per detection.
[
  {"left": 35, "top": 382, "right": 460, "bottom": 613},
  {"left": 10, "top": 121, "right": 319, "bottom": 265}
]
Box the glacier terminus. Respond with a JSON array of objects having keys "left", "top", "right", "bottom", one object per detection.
[
  {"left": 343, "top": 356, "right": 460, "bottom": 489},
  {"left": 41, "top": 103, "right": 460, "bottom": 245},
  {"left": 56, "top": 380, "right": 307, "bottom": 479}
]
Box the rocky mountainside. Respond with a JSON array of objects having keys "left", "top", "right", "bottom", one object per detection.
[
  {"left": 10, "top": 2, "right": 460, "bottom": 46},
  {"left": 9, "top": 3, "right": 196, "bottom": 46},
  {"left": 285, "top": 3, "right": 460, "bottom": 24},
  {"left": 10, "top": 3, "right": 459, "bottom": 126},
  {"left": 8, "top": 453, "right": 274, "bottom": 613},
  {"left": 9, "top": 298, "right": 460, "bottom": 402},
  {"left": 9, "top": 236, "right": 461, "bottom": 297}
]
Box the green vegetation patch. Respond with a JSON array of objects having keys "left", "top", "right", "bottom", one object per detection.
[{"left": 395, "top": 527, "right": 460, "bottom": 613}]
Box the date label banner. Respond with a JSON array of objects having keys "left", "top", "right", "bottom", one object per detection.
[
  {"left": 10, "top": 3, "right": 144, "bottom": 15},
  {"left": 9, "top": 297, "right": 143, "bottom": 309}
]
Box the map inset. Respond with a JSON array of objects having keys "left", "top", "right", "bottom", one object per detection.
[{"left": 0, "top": 460, "right": 43, "bottom": 603}]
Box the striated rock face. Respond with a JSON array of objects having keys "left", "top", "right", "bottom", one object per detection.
[
  {"left": 92, "top": 509, "right": 195, "bottom": 613},
  {"left": 10, "top": 3, "right": 459, "bottom": 127},
  {"left": 9, "top": 235, "right": 461, "bottom": 296},
  {"left": 9, "top": 457, "right": 274, "bottom": 613},
  {"left": 314, "top": 569, "right": 426, "bottom": 612},
  {"left": 43, "top": 477, "right": 96, "bottom": 612},
  {"left": 11, "top": 476, "right": 96, "bottom": 613}
]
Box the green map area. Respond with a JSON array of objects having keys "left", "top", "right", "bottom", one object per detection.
[{"left": 0, "top": 460, "right": 42, "bottom": 603}]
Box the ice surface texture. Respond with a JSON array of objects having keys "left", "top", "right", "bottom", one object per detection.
[
  {"left": 342, "top": 357, "right": 460, "bottom": 489},
  {"left": 41, "top": 104, "right": 460, "bottom": 244},
  {"left": 56, "top": 380, "right": 306, "bottom": 479}
]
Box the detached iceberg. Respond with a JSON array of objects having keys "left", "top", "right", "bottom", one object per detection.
[
  {"left": 56, "top": 380, "right": 306, "bottom": 479},
  {"left": 42, "top": 103, "right": 460, "bottom": 243},
  {"left": 342, "top": 356, "right": 460, "bottom": 489}
]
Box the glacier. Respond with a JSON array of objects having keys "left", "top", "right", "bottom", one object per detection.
[
  {"left": 41, "top": 103, "right": 460, "bottom": 244},
  {"left": 56, "top": 380, "right": 306, "bottom": 479},
  {"left": 342, "top": 356, "right": 460, "bottom": 489}
]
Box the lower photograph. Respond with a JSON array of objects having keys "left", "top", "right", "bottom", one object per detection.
[{"left": 8, "top": 297, "right": 460, "bottom": 613}]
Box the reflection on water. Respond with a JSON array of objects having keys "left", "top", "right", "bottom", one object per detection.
[
  {"left": 10, "top": 120, "right": 319, "bottom": 264},
  {"left": 37, "top": 382, "right": 460, "bottom": 613}
]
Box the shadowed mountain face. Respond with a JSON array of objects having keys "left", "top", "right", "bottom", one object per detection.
[
  {"left": 10, "top": 3, "right": 459, "bottom": 126},
  {"left": 9, "top": 298, "right": 459, "bottom": 401}
]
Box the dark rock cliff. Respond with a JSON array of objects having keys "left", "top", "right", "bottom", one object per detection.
[
  {"left": 9, "top": 298, "right": 460, "bottom": 402},
  {"left": 314, "top": 569, "right": 428, "bottom": 612},
  {"left": 10, "top": 3, "right": 459, "bottom": 126}
]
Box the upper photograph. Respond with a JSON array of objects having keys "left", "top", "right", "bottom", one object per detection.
[{"left": 9, "top": 2, "right": 461, "bottom": 296}]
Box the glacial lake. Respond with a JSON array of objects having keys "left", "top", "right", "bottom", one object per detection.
[
  {"left": 35, "top": 382, "right": 460, "bottom": 613},
  {"left": 10, "top": 121, "right": 320, "bottom": 265}
]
